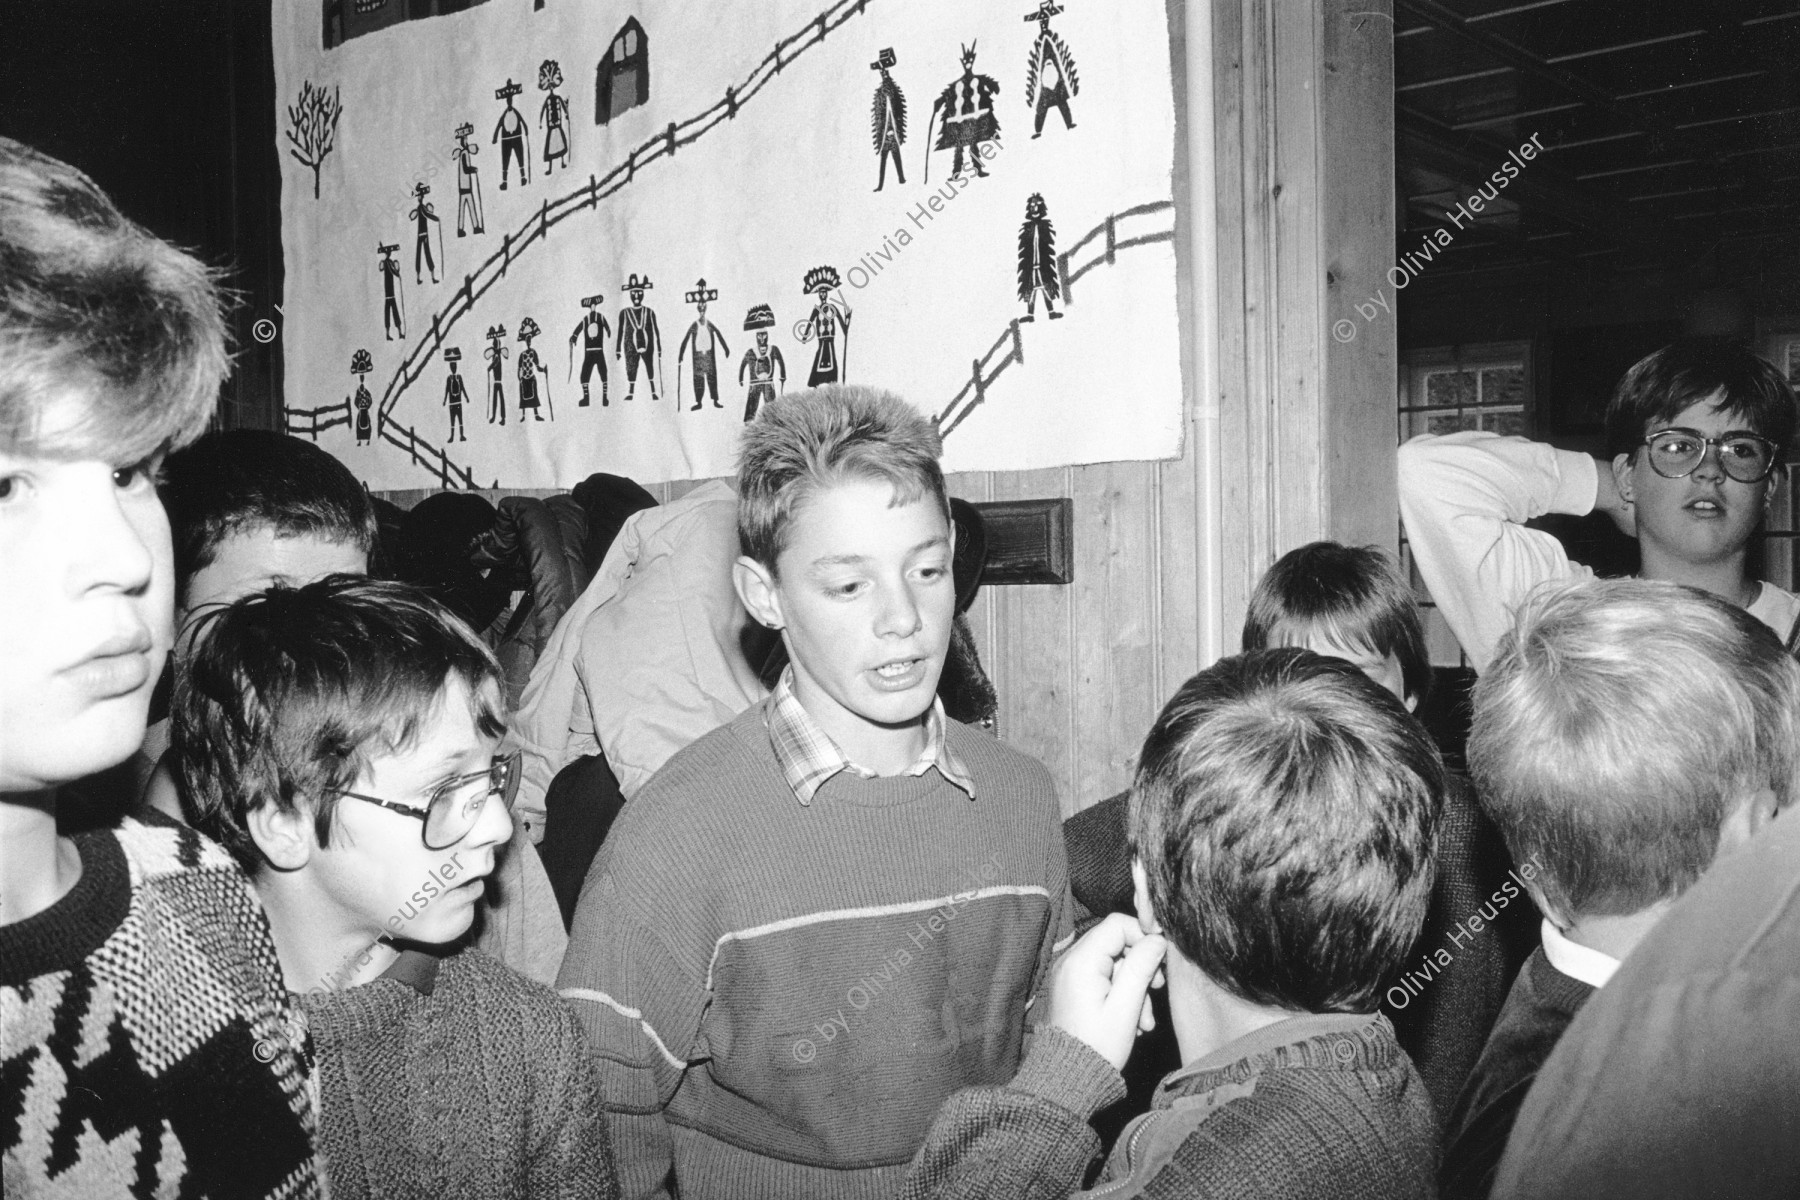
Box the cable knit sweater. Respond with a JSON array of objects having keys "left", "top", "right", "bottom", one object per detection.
[
  {"left": 296, "top": 946, "right": 617, "bottom": 1199},
  {"left": 1, "top": 816, "right": 323, "bottom": 1199}
]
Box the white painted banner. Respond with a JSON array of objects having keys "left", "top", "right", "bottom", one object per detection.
[{"left": 275, "top": 0, "right": 1182, "bottom": 489}]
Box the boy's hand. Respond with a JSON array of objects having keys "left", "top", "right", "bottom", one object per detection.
[{"left": 1046, "top": 913, "right": 1167, "bottom": 1071}]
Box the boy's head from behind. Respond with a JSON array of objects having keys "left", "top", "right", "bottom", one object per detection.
[
  {"left": 0, "top": 137, "right": 223, "bottom": 791},
  {"left": 733, "top": 385, "right": 955, "bottom": 738},
  {"left": 162, "top": 429, "right": 376, "bottom": 625},
  {"left": 1603, "top": 339, "right": 1796, "bottom": 571},
  {"left": 1129, "top": 648, "right": 1444, "bottom": 1014},
  {"left": 1470, "top": 578, "right": 1800, "bottom": 926},
  {"left": 174, "top": 576, "right": 513, "bottom": 947},
  {"left": 1241, "top": 541, "right": 1429, "bottom": 710}
]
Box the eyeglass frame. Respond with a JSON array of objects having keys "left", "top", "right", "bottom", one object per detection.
[
  {"left": 1637, "top": 427, "right": 1782, "bottom": 485},
  {"left": 334, "top": 751, "right": 521, "bottom": 850}
]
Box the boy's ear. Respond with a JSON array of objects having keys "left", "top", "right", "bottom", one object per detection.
[
  {"left": 1130, "top": 858, "right": 1159, "bottom": 936},
  {"left": 1717, "top": 785, "right": 1779, "bottom": 859},
  {"left": 733, "top": 555, "right": 786, "bottom": 632},
  {"left": 1611, "top": 452, "right": 1636, "bottom": 504},
  {"left": 248, "top": 800, "right": 315, "bottom": 872}
]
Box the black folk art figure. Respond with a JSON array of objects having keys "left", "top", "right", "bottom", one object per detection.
[
  {"left": 739, "top": 304, "right": 786, "bottom": 424},
  {"left": 929, "top": 42, "right": 1000, "bottom": 183},
  {"left": 378, "top": 243, "right": 405, "bottom": 340},
  {"left": 1018, "top": 193, "right": 1063, "bottom": 321},
  {"left": 286, "top": 81, "right": 342, "bottom": 200},
  {"left": 493, "top": 78, "right": 530, "bottom": 190},
  {"left": 452, "top": 122, "right": 485, "bottom": 237},
  {"left": 517, "top": 317, "right": 551, "bottom": 421},
  {"left": 409, "top": 181, "right": 443, "bottom": 285},
  {"left": 484, "top": 323, "right": 509, "bottom": 425},
  {"left": 1024, "top": 1, "right": 1079, "bottom": 138},
  {"left": 442, "top": 347, "right": 469, "bottom": 443},
  {"left": 870, "top": 48, "right": 907, "bottom": 192},
  {"left": 569, "top": 294, "right": 611, "bottom": 407},
  {"left": 350, "top": 349, "right": 374, "bottom": 445},
  {"left": 539, "top": 60, "right": 572, "bottom": 175},
  {"left": 615, "top": 274, "right": 663, "bottom": 402},
  {"left": 799, "top": 266, "right": 852, "bottom": 387},
  {"left": 678, "top": 279, "right": 731, "bottom": 412}
]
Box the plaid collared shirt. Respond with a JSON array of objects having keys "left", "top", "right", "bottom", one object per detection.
[{"left": 764, "top": 667, "right": 975, "bottom": 805}]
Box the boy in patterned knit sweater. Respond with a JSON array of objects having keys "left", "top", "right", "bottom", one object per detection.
[
  {"left": 905, "top": 648, "right": 1444, "bottom": 1199},
  {"left": 173, "top": 576, "right": 617, "bottom": 1199},
  {"left": 558, "top": 385, "right": 1074, "bottom": 1200},
  {"left": 0, "top": 137, "right": 324, "bottom": 1198}
]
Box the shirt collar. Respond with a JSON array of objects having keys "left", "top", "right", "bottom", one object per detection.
[
  {"left": 764, "top": 667, "right": 975, "bottom": 805},
  {"left": 1540, "top": 918, "right": 1621, "bottom": 989},
  {"left": 378, "top": 947, "right": 441, "bottom": 996}
]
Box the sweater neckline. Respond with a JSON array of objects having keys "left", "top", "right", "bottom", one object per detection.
[{"left": 0, "top": 828, "right": 131, "bottom": 986}]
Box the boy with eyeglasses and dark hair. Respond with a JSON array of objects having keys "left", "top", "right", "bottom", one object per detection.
[
  {"left": 1399, "top": 337, "right": 1799, "bottom": 671},
  {"left": 174, "top": 575, "right": 617, "bottom": 1199}
]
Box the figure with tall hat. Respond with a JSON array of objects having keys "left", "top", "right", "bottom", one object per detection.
[
  {"left": 869, "top": 47, "right": 908, "bottom": 192},
  {"left": 442, "top": 346, "right": 469, "bottom": 442},
  {"left": 1017, "top": 192, "right": 1065, "bottom": 321},
  {"left": 928, "top": 41, "right": 1001, "bottom": 181},
  {"left": 614, "top": 273, "right": 663, "bottom": 401},
  {"left": 538, "top": 60, "right": 571, "bottom": 175},
  {"left": 738, "top": 304, "right": 786, "bottom": 423},
  {"left": 677, "top": 279, "right": 731, "bottom": 411},
  {"left": 798, "top": 265, "right": 852, "bottom": 387},
  {"left": 350, "top": 348, "right": 375, "bottom": 445},
  {"left": 484, "top": 322, "right": 509, "bottom": 425},
  {"left": 1024, "top": 0, "right": 1079, "bottom": 137},
  {"left": 568, "top": 294, "right": 611, "bottom": 407},
  {"left": 492, "top": 78, "right": 530, "bottom": 190},
  {"left": 516, "top": 317, "right": 551, "bottom": 422},
  {"left": 452, "top": 121, "right": 485, "bottom": 236},
  {"left": 408, "top": 181, "right": 443, "bottom": 284},
  {"left": 377, "top": 242, "right": 405, "bottom": 340}
]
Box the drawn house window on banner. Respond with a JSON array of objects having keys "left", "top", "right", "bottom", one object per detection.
[
  {"left": 595, "top": 18, "right": 649, "bottom": 126},
  {"left": 323, "top": 0, "right": 496, "bottom": 50}
]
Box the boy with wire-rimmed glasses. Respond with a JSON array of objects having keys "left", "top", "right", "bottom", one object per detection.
[
  {"left": 1399, "top": 337, "right": 1799, "bottom": 672},
  {"left": 173, "top": 575, "right": 617, "bottom": 1199}
]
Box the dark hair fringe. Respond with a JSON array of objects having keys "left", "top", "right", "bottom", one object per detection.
[{"left": 1603, "top": 337, "right": 1797, "bottom": 461}]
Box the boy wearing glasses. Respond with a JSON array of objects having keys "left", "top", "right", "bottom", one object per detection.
[
  {"left": 1399, "top": 337, "right": 1799, "bottom": 671},
  {"left": 174, "top": 576, "right": 617, "bottom": 1198}
]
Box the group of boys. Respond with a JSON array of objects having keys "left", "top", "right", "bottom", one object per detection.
[{"left": 6, "top": 132, "right": 1800, "bottom": 1200}]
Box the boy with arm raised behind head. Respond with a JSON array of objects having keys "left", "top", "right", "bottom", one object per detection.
[
  {"left": 904, "top": 648, "right": 1445, "bottom": 1200},
  {"left": 173, "top": 576, "right": 617, "bottom": 1199},
  {"left": 556, "top": 384, "right": 1073, "bottom": 1200},
  {"left": 0, "top": 136, "right": 324, "bottom": 1198}
]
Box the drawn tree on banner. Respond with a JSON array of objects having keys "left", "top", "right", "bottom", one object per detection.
[
  {"left": 286, "top": 81, "right": 343, "bottom": 199},
  {"left": 869, "top": 47, "right": 907, "bottom": 191},
  {"left": 1023, "top": 1, "right": 1079, "bottom": 138}
]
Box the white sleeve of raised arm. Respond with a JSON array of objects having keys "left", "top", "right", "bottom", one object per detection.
[{"left": 1397, "top": 432, "right": 1599, "bottom": 672}]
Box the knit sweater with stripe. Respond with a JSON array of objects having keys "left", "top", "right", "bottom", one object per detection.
[
  {"left": 1, "top": 816, "right": 323, "bottom": 1199},
  {"left": 902, "top": 1013, "right": 1438, "bottom": 1200},
  {"left": 557, "top": 701, "right": 1073, "bottom": 1200}
]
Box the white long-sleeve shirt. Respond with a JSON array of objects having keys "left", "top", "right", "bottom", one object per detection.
[{"left": 1397, "top": 431, "right": 1800, "bottom": 672}]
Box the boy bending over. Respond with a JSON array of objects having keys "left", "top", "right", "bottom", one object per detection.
[
  {"left": 1399, "top": 337, "right": 1799, "bottom": 670},
  {"left": 0, "top": 136, "right": 323, "bottom": 1196},
  {"left": 558, "top": 385, "right": 1073, "bottom": 1200},
  {"left": 1440, "top": 578, "right": 1798, "bottom": 1199},
  {"left": 905, "top": 648, "right": 1444, "bottom": 1199},
  {"left": 174, "top": 577, "right": 616, "bottom": 1198}
]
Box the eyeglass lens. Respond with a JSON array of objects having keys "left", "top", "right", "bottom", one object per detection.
[
  {"left": 423, "top": 756, "right": 514, "bottom": 849},
  {"left": 1646, "top": 431, "right": 1774, "bottom": 482}
]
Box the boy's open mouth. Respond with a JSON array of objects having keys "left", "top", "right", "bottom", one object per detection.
[{"left": 870, "top": 658, "right": 928, "bottom": 690}]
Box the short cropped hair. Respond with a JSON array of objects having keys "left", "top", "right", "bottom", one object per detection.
[
  {"left": 1603, "top": 337, "right": 1797, "bottom": 460},
  {"left": 162, "top": 429, "right": 378, "bottom": 604},
  {"left": 0, "top": 137, "right": 225, "bottom": 461},
  {"left": 737, "top": 385, "right": 949, "bottom": 573},
  {"left": 172, "top": 576, "right": 505, "bottom": 872},
  {"left": 1242, "top": 541, "right": 1431, "bottom": 706},
  {"left": 1130, "top": 649, "right": 1444, "bottom": 1013},
  {"left": 1469, "top": 578, "right": 1800, "bottom": 921}
]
